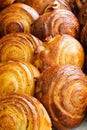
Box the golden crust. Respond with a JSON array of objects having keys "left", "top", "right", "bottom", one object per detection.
[
  {"left": 34, "top": 34, "right": 85, "bottom": 72},
  {"left": 0, "top": 32, "right": 43, "bottom": 63},
  {"left": 0, "top": 93, "right": 52, "bottom": 130},
  {"left": 0, "top": 60, "right": 35, "bottom": 97},
  {"left": 0, "top": 3, "right": 39, "bottom": 38},
  {"left": 35, "top": 64, "right": 87, "bottom": 130},
  {"left": 32, "top": 8, "right": 80, "bottom": 41}
]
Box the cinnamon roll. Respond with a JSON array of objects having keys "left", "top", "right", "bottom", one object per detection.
[
  {"left": 0, "top": 3, "right": 39, "bottom": 38},
  {"left": 0, "top": 93, "right": 52, "bottom": 130},
  {"left": 0, "top": 32, "right": 43, "bottom": 63},
  {"left": 31, "top": 8, "right": 80, "bottom": 41},
  {"left": 0, "top": 60, "right": 35, "bottom": 97},
  {"left": 34, "top": 34, "right": 85, "bottom": 72},
  {"left": 35, "top": 64, "right": 87, "bottom": 130}
]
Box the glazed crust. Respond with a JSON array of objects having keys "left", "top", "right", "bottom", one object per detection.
[
  {"left": 0, "top": 32, "right": 43, "bottom": 63},
  {"left": 0, "top": 93, "right": 52, "bottom": 130},
  {"left": 32, "top": 8, "right": 80, "bottom": 41},
  {"left": 0, "top": 60, "right": 35, "bottom": 97},
  {"left": 0, "top": 3, "right": 39, "bottom": 38},
  {"left": 34, "top": 34, "right": 85, "bottom": 72},
  {"left": 35, "top": 64, "right": 87, "bottom": 130}
]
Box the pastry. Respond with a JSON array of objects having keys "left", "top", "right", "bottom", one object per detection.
[
  {"left": 31, "top": 8, "right": 80, "bottom": 41},
  {"left": 0, "top": 3, "right": 39, "bottom": 38},
  {"left": 0, "top": 93, "right": 52, "bottom": 130},
  {"left": 0, "top": 60, "right": 35, "bottom": 97},
  {"left": 34, "top": 34, "right": 85, "bottom": 72},
  {"left": 35, "top": 64, "right": 87, "bottom": 130},
  {"left": 0, "top": 32, "right": 43, "bottom": 63}
]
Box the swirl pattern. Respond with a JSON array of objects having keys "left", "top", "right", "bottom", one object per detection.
[
  {"left": 0, "top": 60, "right": 35, "bottom": 97},
  {"left": 0, "top": 32, "right": 43, "bottom": 63},
  {"left": 0, "top": 93, "right": 52, "bottom": 130},
  {"left": 35, "top": 64, "right": 87, "bottom": 130},
  {"left": 0, "top": 3, "right": 39, "bottom": 38},
  {"left": 32, "top": 8, "right": 80, "bottom": 41}
]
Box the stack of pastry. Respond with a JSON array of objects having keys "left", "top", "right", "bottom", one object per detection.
[{"left": 0, "top": 0, "right": 87, "bottom": 130}]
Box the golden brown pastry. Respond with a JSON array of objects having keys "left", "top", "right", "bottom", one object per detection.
[
  {"left": 34, "top": 34, "right": 85, "bottom": 72},
  {"left": 0, "top": 60, "right": 35, "bottom": 97},
  {"left": 31, "top": 7, "right": 80, "bottom": 41},
  {"left": 0, "top": 0, "right": 15, "bottom": 10},
  {"left": 78, "top": 2, "right": 87, "bottom": 26},
  {"left": 0, "top": 3, "right": 39, "bottom": 38},
  {"left": 0, "top": 93, "right": 52, "bottom": 130},
  {"left": 80, "top": 22, "right": 87, "bottom": 53},
  {"left": 0, "top": 32, "right": 43, "bottom": 63},
  {"left": 35, "top": 64, "right": 87, "bottom": 130}
]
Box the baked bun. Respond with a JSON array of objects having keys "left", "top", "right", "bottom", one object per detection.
[
  {"left": 31, "top": 7, "right": 80, "bottom": 41},
  {"left": 0, "top": 93, "right": 52, "bottom": 130},
  {"left": 35, "top": 64, "right": 87, "bottom": 130},
  {"left": 34, "top": 34, "right": 85, "bottom": 72},
  {"left": 0, "top": 32, "right": 43, "bottom": 63},
  {"left": 0, "top": 3, "right": 39, "bottom": 38},
  {"left": 0, "top": 60, "right": 35, "bottom": 97}
]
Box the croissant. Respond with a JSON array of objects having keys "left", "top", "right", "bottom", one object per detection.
[
  {"left": 0, "top": 32, "right": 43, "bottom": 63},
  {"left": 78, "top": 2, "right": 87, "bottom": 26},
  {"left": 35, "top": 64, "right": 87, "bottom": 130},
  {"left": 34, "top": 34, "right": 85, "bottom": 72},
  {"left": 80, "top": 23, "right": 87, "bottom": 53},
  {"left": 0, "top": 60, "right": 35, "bottom": 97},
  {"left": 0, "top": 3, "right": 39, "bottom": 38},
  {"left": 31, "top": 7, "right": 80, "bottom": 41},
  {"left": 0, "top": 0, "right": 15, "bottom": 10},
  {"left": 0, "top": 93, "right": 52, "bottom": 130}
]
